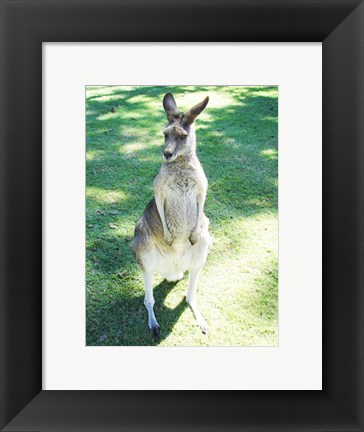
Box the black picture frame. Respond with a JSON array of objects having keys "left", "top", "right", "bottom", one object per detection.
[{"left": 1, "top": 1, "right": 363, "bottom": 431}]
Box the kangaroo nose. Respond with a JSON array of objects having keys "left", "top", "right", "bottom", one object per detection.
[{"left": 164, "top": 149, "right": 173, "bottom": 159}]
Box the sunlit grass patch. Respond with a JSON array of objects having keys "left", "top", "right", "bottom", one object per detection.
[
  {"left": 86, "top": 187, "right": 127, "bottom": 204},
  {"left": 262, "top": 148, "right": 278, "bottom": 160}
]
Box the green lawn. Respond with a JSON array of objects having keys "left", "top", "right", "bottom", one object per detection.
[{"left": 86, "top": 85, "right": 278, "bottom": 346}]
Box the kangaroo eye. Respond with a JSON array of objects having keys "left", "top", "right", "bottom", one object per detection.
[{"left": 180, "top": 135, "right": 187, "bottom": 140}]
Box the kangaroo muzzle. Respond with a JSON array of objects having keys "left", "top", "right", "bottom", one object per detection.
[
  {"left": 163, "top": 148, "right": 173, "bottom": 159},
  {"left": 163, "top": 143, "right": 176, "bottom": 161}
]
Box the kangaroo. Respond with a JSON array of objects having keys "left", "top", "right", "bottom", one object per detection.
[{"left": 131, "top": 93, "right": 212, "bottom": 337}]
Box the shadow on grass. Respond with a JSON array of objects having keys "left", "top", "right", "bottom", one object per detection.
[
  {"left": 87, "top": 279, "right": 188, "bottom": 346},
  {"left": 86, "top": 85, "right": 278, "bottom": 345}
]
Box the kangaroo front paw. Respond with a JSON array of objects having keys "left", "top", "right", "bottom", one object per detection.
[
  {"left": 164, "top": 231, "right": 173, "bottom": 245},
  {"left": 189, "top": 230, "right": 200, "bottom": 245}
]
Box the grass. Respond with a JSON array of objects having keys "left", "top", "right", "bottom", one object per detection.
[{"left": 86, "top": 85, "right": 278, "bottom": 346}]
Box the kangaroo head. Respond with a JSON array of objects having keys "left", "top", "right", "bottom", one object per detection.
[{"left": 162, "top": 93, "right": 209, "bottom": 162}]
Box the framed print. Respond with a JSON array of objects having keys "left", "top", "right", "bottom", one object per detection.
[{"left": 1, "top": 0, "right": 363, "bottom": 431}]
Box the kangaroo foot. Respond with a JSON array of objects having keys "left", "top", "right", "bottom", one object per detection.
[
  {"left": 187, "top": 299, "right": 208, "bottom": 334},
  {"left": 150, "top": 322, "right": 160, "bottom": 338}
]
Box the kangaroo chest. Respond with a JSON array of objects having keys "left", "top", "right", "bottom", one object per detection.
[{"left": 164, "top": 170, "right": 199, "bottom": 238}]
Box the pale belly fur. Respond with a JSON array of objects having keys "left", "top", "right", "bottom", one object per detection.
[
  {"left": 140, "top": 213, "right": 211, "bottom": 278},
  {"left": 151, "top": 224, "right": 210, "bottom": 278}
]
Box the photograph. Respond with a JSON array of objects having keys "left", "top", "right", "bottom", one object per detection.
[{"left": 86, "top": 85, "right": 278, "bottom": 346}]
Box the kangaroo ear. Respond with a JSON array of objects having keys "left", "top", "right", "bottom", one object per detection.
[
  {"left": 163, "top": 93, "right": 181, "bottom": 123},
  {"left": 182, "top": 96, "right": 209, "bottom": 126}
]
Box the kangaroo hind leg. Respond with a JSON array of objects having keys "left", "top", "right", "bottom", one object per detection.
[
  {"left": 143, "top": 270, "right": 160, "bottom": 337},
  {"left": 186, "top": 267, "right": 208, "bottom": 334}
]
